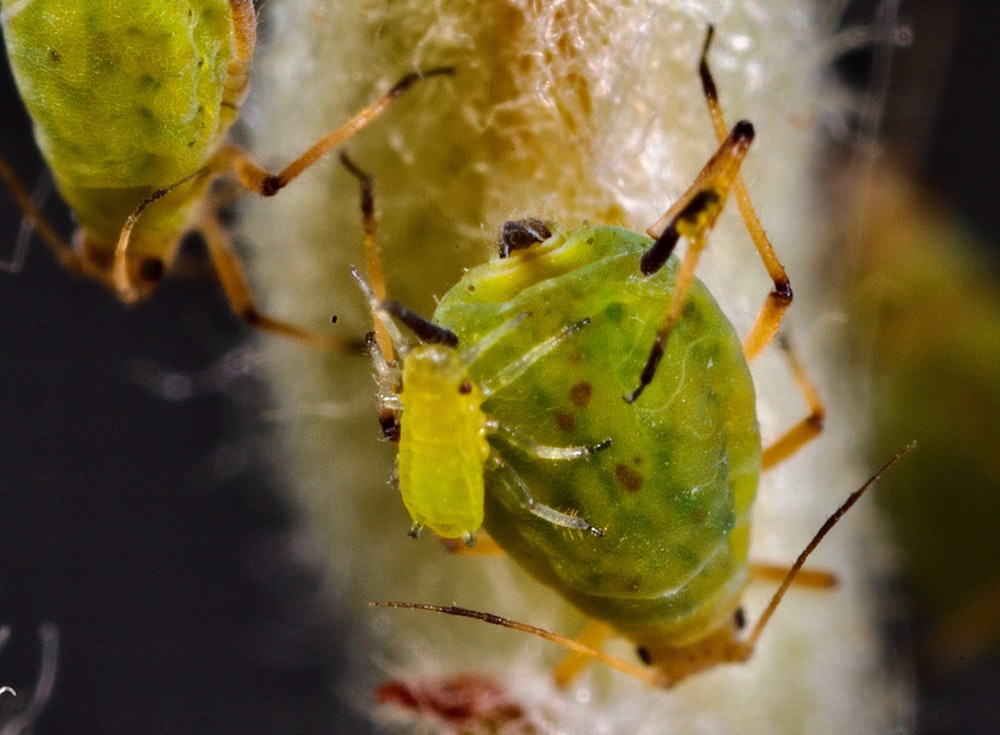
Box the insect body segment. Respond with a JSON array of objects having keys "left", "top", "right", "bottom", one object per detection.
[
  {"left": 398, "top": 342, "right": 490, "bottom": 541},
  {"left": 1, "top": 0, "right": 254, "bottom": 297},
  {"left": 350, "top": 266, "right": 609, "bottom": 546},
  {"left": 363, "top": 26, "right": 842, "bottom": 689},
  {"left": 433, "top": 223, "right": 760, "bottom": 648},
  {"left": 0, "top": 0, "right": 451, "bottom": 345}
]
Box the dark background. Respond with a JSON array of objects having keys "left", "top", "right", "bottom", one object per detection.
[
  {"left": 0, "top": 6, "right": 366, "bottom": 731},
  {"left": 0, "top": 2, "right": 997, "bottom": 732}
]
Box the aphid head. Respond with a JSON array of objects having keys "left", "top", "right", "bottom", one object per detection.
[{"left": 401, "top": 343, "right": 484, "bottom": 431}]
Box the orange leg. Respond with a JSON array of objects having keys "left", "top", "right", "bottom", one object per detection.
[
  {"left": 625, "top": 26, "right": 796, "bottom": 402},
  {"left": 553, "top": 620, "right": 614, "bottom": 688},
  {"left": 196, "top": 209, "right": 345, "bottom": 350},
  {"left": 749, "top": 562, "right": 837, "bottom": 589},
  {"left": 626, "top": 121, "right": 755, "bottom": 402},
  {"left": 698, "top": 26, "right": 792, "bottom": 362},
  {"left": 0, "top": 156, "right": 76, "bottom": 273},
  {"left": 111, "top": 68, "right": 452, "bottom": 343},
  {"left": 222, "top": 68, "right": 453, "bottom": 198},
  {"left": 761, "top": 334, "right": 826, "bottom": 469},
  {"left": 339, "top": 153, "right": 395, "bottom": 364}
]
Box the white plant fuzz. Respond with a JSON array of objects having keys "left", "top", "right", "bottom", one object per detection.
[{"left": 238, "top": 1, "right": 905, "bottom": 731}]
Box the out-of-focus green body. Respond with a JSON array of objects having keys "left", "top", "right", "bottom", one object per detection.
[
  {"left": 0, "top": 0, "right": 253, "bottom": 267},
  {"left": 399, "top": 345, "right": 491, "bottom": 540},
  {"left": 433, "top": 225, "right": 760, "bottom": 647}
]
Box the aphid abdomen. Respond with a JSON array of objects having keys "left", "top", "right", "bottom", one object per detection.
[
  {"left": 397, "top": 345, "right": 491, "bottom": 540},
  {"left": 434, "top": 225, "right": 760, "bottom": 646},
  {"left": 1, "top": 0, "right": 253, "bottom": 254}
]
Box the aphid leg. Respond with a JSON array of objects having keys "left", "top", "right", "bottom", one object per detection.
[
  {"left": 626, "top": 25, "right": 799, "bottom": 402},
  {"left": 626, "top": 122, "right": 754, "bottom": 403},
  {"left": 748, "top": 562, "right": 837, "bottom": 589},
  {"left": 217, "top": 67, "right": 455, "bottom": 197},
  {"left": 487, "top": 420, "right": 612, "bottom": 460},
  {"left": 0, "top": 155, "right": 77, "bottom": 273},
  {"left": 552, "top": 620, "right": 614, "bottom": 687},
  {"left": 195, "top": 210, "right": 344, "bottom": 349},
  {"left": 341, "top": 154, "right": 396, "bottom": 363},
  {"left": 351, "top": 267, "right": 413, "bottom": 355},
  {"left": 698, "top": 25, "right": 792, "bottom": 361},
  {"left": 761, "top": 333, "right": 826, "bottom": 469},
  {"left": 480, "top": 317, "right": 592, "bottom": 398},
  {"left": 370, "top": 602, "right": 665, "bottom": 686},
  {"left": 489, "top": 457, "right": 605, "bottom": 537},
  {"left": 0, "top": 167, "right": 53, "bottom": 275}
]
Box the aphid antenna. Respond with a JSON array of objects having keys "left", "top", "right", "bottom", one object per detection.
[
  {"left": 741, "top": 441, "right": 916, "bottom": 652},
  {"left": 112, "top": 167, "right": 208, "bottom": 300},
  {"left": 370, "top": 601, "right": 667, "bottom": 687}
]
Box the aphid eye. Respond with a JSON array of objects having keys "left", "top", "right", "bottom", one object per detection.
[
  {"left": 734, "top": 607, "right": 746, "bottom": 630},
  {"left": 498, "top": 218, "right": 552, "bottom": 258},
  {"left": 636, "top": 646, "right": 652, "bottom": 666},
  {"left": 458, "top": 380, "right": 473, "bottom": 395},
  {"left": 138, "top": 257, "right": 166, "bottom": 283}
]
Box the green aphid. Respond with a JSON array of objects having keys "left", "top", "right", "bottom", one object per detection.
[
  {"left": 360, "top": 28, "right": 902, "bottom": 688},
  {"left": 0, "top": 0, "right": 449, "bottom": 346},
  {"left": 364, "top": 205, "right": 903, "bottom": 687},
  {"left": 434, "top": 221, "right": 760, "bottom": 653},
  {"left": 352, "top": 263, "right": 612, "bottom": 547}
]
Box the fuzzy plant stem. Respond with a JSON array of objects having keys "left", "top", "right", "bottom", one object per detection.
[{"left": 237, "top": 2, "right": 907, "bottom": 732}]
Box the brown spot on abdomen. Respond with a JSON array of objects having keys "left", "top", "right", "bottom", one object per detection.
[
  {"left": 555, "top": 411, "right": 575, "bottom": 431},
  {"left": 614, "top": 463, "right": 643, "bottom": 492},
  {"left": 569, "top": 382, "right": 592, "bottom": 407}
]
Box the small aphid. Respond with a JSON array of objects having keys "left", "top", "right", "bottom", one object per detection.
[
  {"left": 350, "top": 263, "right": 611, "bottom": 547},
  {"left": 0, "top": 0, "right": 450, "bottom": 346},
  {"left": 363, "top": 26, "right": 906, "bottom": 689}
]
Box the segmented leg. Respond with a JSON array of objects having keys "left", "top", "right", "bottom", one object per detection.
[
  {"left": 626, "top": 121, "right": 755, "bottom": 402},
  {"left": 626, "top": 25, "right": 796, "bottom": 402},
  {"left": 111, "top": 68, "right": 452, "bottom": 340},
  {"left": 197, "top": 210, "right": 344, "bottom": 349},
  {"left": 0, "top": 156, "right": 76, "bottom": 273},
  {"left": 490, "top": 458, "right": 605, "bottom": 538},
  {"left": 761, "top": 334, "right": 826, "bottom": 469},
  {"left": 698, "top": 25, "right": 792, "bottom": 362},
  {"left": 223, "top": 68, "right": 454, "bottom": 197}
]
